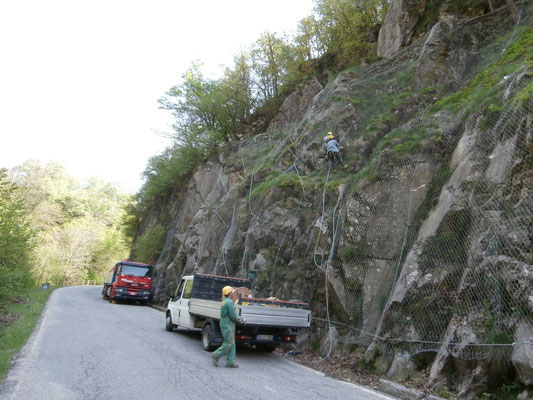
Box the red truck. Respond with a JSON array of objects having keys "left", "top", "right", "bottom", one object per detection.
[{"left": 102, "top": 260, "right": 153, "bottom": 304}]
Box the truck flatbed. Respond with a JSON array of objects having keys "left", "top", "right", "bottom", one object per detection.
[{"left": 166, "top": 273, "right": 311, "bottom": 351}]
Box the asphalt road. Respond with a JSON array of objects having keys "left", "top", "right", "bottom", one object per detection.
[{"left": 0, "top": 286, "right": 397, "bottom": 400}]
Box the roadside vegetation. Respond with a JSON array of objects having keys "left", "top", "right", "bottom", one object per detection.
[
  {"left": 0, "top": 286, "right": 55, "bottom": 383},
  {"left": 7, "top": 160, "right": 130, "bottom": 286}
]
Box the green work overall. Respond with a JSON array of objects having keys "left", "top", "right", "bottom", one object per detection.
[{"left": 212, "top": 297, "right": 242, "bottom": 366}]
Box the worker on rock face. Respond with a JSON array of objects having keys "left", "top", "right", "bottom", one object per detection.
[
  {"left": 326, "top": 133, "right": 348, "bottom": 173},
  {"left": 212, "top": 286, "right": 246, "bottom": 368},
  {"left": 323, "top": 131, "right": 334, "bottom": 159}
]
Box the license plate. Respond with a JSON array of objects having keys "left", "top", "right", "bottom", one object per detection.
[
  {"left": 257, "top": 335, "right": 273, "bottom": 341},
  {"left": 129, "top": 292, "right": 137, "bottom": 295}
]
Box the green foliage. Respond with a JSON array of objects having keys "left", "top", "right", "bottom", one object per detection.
[
  {"left": 375, "top": 125, "right": 440, "bottom": 155},
  {"left": 431, "top": 19, "right": 533, "bottom": 117},
  {"left": 9, "top": 160, "right": 129, "bottom": 286},
  {"left": 132, "top": 225, "right": 166, "bottom": 264},
  {"left": 340, "top": 241, "right": 372, "bottom": 262},
  {"left": 159, "top": 62, "right": 251, "bottom": 145},
  {"left": 251, "top": 32, "right": 304, "bottom": 107},
  {"left": 256, "top": 267, "right": 271, "bottom": 291},
  {"left": 312, "top": 0, "right": 388, "bottom": 68},
  {"left": 0, "top": 169, "right": 34, "bottom": 301},
  {"left": 0, "top": 286, "right": 55, "bottom": 382},
  {"left": 251, "top": 173, "right": 306, "bottom": 198},
  {"left": 121, "top": 197, "right": 143, "bottom": 245},
  {"left": 512, "top": 79, "right": 533, "bottom": 104},
  {"left": 477, "top": 380, "right": 525, "bottom": 400},
  {"left": 436, "top": 386, "right": 453, "bottom": 399},
  {"left": 139, "top": 142, "right": 206, "bottom": 206}
]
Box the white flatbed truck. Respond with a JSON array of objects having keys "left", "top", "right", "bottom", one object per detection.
[{"left": 165, "top": 273, "right": 311, "bottom": 352}]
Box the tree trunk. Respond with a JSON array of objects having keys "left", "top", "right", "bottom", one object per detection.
[{"left": 506, "top": 0, "right": 520, "bottom": 24}]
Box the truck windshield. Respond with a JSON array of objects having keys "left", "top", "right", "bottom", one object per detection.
[{"left": 120, "top": 265, "right": 153, "bottom": 277}]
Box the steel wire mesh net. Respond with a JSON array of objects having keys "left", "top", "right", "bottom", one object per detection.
[{"left": 214, "top": 4, "right": 532, "bottom": 363}]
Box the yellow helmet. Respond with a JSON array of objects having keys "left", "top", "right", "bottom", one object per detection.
[
  {"left": 222, "top": 286, "right": 233, "bottom": 296},
  {"left": 328, "top": 132, "right": 334, "bottom": 139}
]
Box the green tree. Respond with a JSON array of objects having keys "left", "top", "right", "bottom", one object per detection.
[
  {"left": 251, "top": 32, "right": 286, "bottom": 102},
  {"left": 218, "top": 51, "right": 256, "bottom": 133},
  {"left": 295, "top": 16, "right": 323, "bottom": 60},
  {"left": 250, "top": 31, "right": 304, "bottom": 115},
  {"left": 139, "top": 142, "right": 206, "bottom": 206},
  {"left": 10, "top": 160, "right": 129, "bottom": 285},
  {"left": 312, "top": 0, "right": 388, "bottom": 67},
  {"left": 10, "top": 159, "right": 80, "bottom": 229},
  {"left": 159, "top": 62, "right": 231, "bottom": 145},
  {"left": 0, "top": 169, "right": 34, "bottom": 300},
  {"left": 133, "top": 224, "right": 166, "bottom": 264}
]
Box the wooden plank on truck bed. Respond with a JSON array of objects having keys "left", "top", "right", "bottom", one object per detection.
[{"left": 240, "top": 297, "right": 310, "bottom": 309}]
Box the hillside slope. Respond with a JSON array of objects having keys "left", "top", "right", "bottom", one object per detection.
[{"left": 135, "top": 2, "right": 533, "bottom": 398}]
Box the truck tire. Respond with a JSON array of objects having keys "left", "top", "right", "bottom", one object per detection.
[
  {"left": 165, "top": 312, "right": 177, "bottom": 332},
  {"left": 201, "top": 324, "right": 216, "bottom": 351},
  {"left": 256, "top": 343, "right": 277, "bottom": 353}
]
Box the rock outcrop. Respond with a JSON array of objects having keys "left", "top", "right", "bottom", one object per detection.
[
  {"left": 377, "top": 0, "right": 421, "bottom": 58},
  {"left": 136, "top": 2, "right": 532, "bottom": 397}
]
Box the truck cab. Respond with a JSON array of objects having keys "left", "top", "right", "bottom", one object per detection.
[
  {"left": 167, "top": 276, "right": 198, "bottom": 329},
  {"left": 102, "top": 260, "right": 153, "bottom": 304}
]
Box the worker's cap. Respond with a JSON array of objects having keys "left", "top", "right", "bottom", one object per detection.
[
  {"left": 328, "top": 132, "right": 334, "bottom": 139},
  {"left": 222, "top": 286, "right": 234, "bottom": 296}
]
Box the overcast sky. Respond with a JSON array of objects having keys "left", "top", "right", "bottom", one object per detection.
[{"left": 0, "top": 0, "right": 314, "bottom": 193}]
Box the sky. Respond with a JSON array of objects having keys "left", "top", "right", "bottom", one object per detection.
[{"left": 0, "top": 0, "right": 314, "bottom": 193}]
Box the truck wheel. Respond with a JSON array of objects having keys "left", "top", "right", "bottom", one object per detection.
[
  {"left": 102, "top": 285, "right": 109, "bottom": 300},
  {"left": 165, "top": 312, "right": 177, "bottom": 332},
  {"left": 256, "top": 344, "right": 277, "bottom": 353},
  {"left": 201, "top": 324, "right": 216, "bottom": 351}
]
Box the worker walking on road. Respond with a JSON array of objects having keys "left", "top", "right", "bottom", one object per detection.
[
  {"left": 326, "top": 133, "right": 348, "bottom": 173},
  {"left": 212, "top": 286, "right": 246, "bottom": 368}
]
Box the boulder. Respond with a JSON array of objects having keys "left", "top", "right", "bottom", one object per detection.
[
  {"left": 512, "top": 323, "right": 533, "bottom": 385},
  {"left": 387, "top": 351, "right": 417, "bottom": 379},
  {"left": 377, "top": 0, "right": 421, "bottom": 58}
]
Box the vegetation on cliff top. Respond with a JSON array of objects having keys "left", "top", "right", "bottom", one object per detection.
[{"left": 128, "top": 0, "right": 389, "bottom": 232}]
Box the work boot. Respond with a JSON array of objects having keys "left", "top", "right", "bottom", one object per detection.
[
  {"left": 226, "top": 364, "right": 239, "bottom": 368},
  {"left": 212, "top": 356, "right": 218, "bottom": 367},
  {"left": 343, "top": 164, "right": 348, "bottom": 170}
]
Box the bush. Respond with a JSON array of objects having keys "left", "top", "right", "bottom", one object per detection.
[
  {"left": 133, "top": 225, "right": 166, "bottom": 264},
  {"left": 0, "top": 169, "right": 34, "bottom": 301}
]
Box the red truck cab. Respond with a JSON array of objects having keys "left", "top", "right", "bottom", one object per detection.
[{"left": 102, "top": 260, "right": 153, "bottom": 304}]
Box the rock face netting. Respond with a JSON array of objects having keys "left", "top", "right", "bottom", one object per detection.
[
  {"left": 147, "top": 5, "right": 533, "bottom": 378},
  {"left": 218, "top": 5, "right": 533, "bottom": 363}
]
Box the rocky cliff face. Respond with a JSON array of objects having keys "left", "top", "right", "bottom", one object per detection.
[{"left": 137, "top": 2, "right": 532, "bottom": 398}]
